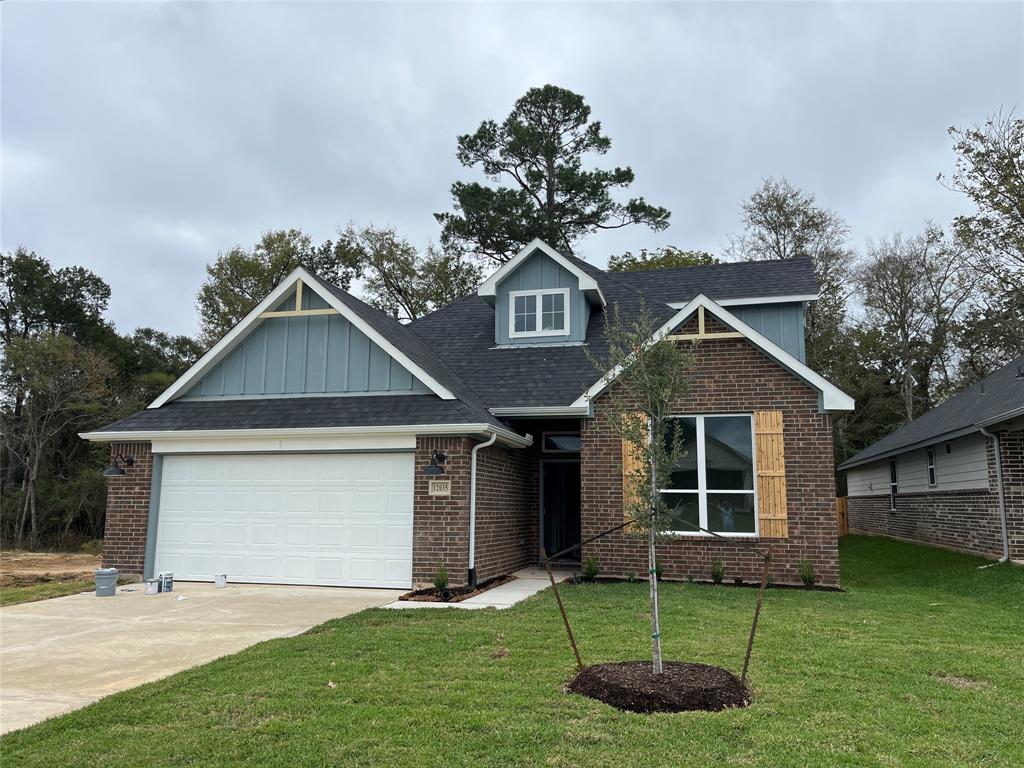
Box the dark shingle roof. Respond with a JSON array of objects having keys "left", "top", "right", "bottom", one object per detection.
[
  {"left": 838, "top": 356, "right": 1024, "bottom": 470},
  {"left": 93, "top": 395, "right": 504, "bottom": 433}
]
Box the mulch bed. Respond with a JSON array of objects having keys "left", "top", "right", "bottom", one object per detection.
[
  {"left": 398, "top": 574, "right": 516, "bottom": 603},
  {"left": 566, "top": 661, "right": 750, "bottom": 713}
]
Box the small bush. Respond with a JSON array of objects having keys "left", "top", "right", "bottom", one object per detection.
[
  {"left": 79, "top": 539, "right": 103, "bottom": 555},
  {"left": 710, "top": 559, "right": 725, "bottom": 584},
  {"left": 799, "top": 559, "right": 816, "bottom": 587},
  {"left": 654, "top": 559, "right": 663, "bottom": 582},
  {"left": 433, "top": 561, "right": 449, "bottom": 592},
  {"left": 581, "top": 554, "right": 599, "bottom": 582}
]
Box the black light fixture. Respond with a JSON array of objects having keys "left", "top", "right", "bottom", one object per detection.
[
  {"left": 103, "top": 453, "right": 135, "bottom": 477},
  {"left": 424, "top": 450, "right": 447, "bottom": 476}
]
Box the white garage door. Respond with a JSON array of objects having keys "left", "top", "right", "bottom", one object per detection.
[{"left": 154, "top": 452, "right": 414, "bottom": 588}]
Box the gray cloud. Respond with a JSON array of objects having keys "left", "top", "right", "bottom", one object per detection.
[{"left": 3, "top": 1, "right": 1021, "bottom": 336}]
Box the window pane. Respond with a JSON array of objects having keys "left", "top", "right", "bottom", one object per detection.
[
  {"left": 664, "top": 418, "right": 698, "bottom": 489},
  {"left": 704, "top": 416, "right": 753, "bottom": 491},
  {"left": 544, "top": 434, "right": 581, "bottom": 452},
  {"left": 541, "top": 292, "right": 565, "bottom": 331},
  {"left": 662, "top": 493, "right": 699, "bottom": 533},
  {"left": 513, "top": 295, "right": 536, "bottom": 333},
  {"left": 706, "top": 493, "right": 756, "bottom": 534}
]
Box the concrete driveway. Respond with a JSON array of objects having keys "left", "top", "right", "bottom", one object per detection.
[{"left": 0, "top": 582, "right": 401, "bottom": 734}]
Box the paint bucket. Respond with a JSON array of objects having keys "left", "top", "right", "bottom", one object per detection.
[
  {"left": 145, "top": 579, "right": 160, "bottom": 595},
  {"left": 94, "top": 568, "right": 118, "bottom": 597},
  {"left": 159, "top": 572, "right": 174, "bottom": 593},
  {"left": 214, "top": 574, "right": 227, "bottom": 589}
]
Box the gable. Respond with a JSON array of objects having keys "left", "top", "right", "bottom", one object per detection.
[{"left": 493, "top": 250, "right": 591, "bottom": 345}]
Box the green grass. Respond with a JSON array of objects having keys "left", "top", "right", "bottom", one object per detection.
[
  {"left": 3, "top": 536, "right": 1022, "bottom": 767},
  {"left": 0, "top": 579, "right": 93, "bottom": 606}
]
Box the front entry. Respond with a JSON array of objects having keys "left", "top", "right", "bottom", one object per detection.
[{"left": 541, "top": 460, "right": 581, "bottom": 561}]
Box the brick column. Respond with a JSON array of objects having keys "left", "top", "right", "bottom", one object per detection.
[
  {"left": 412, "top": 436, "right": 473, "bottom": 586},
  {"left": 102, "top": 442, "right": 153, "bottom": 575}
]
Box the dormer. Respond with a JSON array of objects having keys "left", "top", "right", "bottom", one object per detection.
[{"left": 477, "top": 239, "right": 606, "bottom": 347}]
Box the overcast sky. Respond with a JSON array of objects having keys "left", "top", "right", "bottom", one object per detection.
[{"left": 2, "top": 1, "right": 1021, "bottom": 337}]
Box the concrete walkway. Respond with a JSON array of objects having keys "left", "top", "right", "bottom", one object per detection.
[
  {"left": 384, "top": 567, "right": 573, "bottom": 610},
  {"left": 0, "top": 582, "right": 400, "bottom": 734}
]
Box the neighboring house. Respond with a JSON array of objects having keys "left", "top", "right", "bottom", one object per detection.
[
  {"left": 839, "top": 357, "right": 1024, "bottom": 563},
  {"left": 82, "top": 239, "right": 854, "bottom": 589}
]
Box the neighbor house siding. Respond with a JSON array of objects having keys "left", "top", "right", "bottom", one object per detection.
[
  {"left": 494, "top": 250, "right": 589, "bottom": 345},
  {"left": 847, "top": 432, "right": 990, "bottom": 497},
  {"left": 183, "top": 313, "right": 428, "bottom": 398},
  {"left": 102, "top": 442, "right": 154, "bottom": 576},
  {"left": 580, "top": 332, "right": 840, "bottom": 587},
  {"left": 731, "top": 302, "right": 806, "bottom": 362}
]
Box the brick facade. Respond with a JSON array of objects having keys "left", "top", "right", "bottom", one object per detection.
[
  {"left": 580, "top": 335, "right": 841, "bottom": 587},
  {"left": 101, "top": 442, "right": 153, "bottom": 575},
  {"left": 848, "top": 427, "right": 1024, "bottom": 562},
  {"left": 412, "top": 436, "right": 473, "bottom": 586}
]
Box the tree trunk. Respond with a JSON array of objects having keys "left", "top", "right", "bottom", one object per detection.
[{"left": 648, "top": 452, "right": 663, "bottom": 674}]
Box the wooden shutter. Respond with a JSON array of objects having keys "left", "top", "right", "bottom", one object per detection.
[
  {"left": 754, "top": 411, "right": 788, "bottom": 538},
  {"left": 621, "top": 413, "right": 648, "bottom": 532}
]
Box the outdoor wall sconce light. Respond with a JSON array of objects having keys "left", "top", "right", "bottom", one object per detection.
[
  {"left": 423, "top": 450, "right": 447, "bottom": 476},
  {"left": 103, "top": 453, "right": 135, "bottom": 477}
]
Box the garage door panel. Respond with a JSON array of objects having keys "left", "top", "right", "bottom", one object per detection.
[{"left": 155, "top": 453, "right": 413, "bottom": 588}]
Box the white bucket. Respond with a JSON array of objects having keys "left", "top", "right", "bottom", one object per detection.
[
  {"left": 145, "top": 579, "right": 160, "bottom": 595},
  {"left": 213, "top": 574, "right": 228, "bottom": 589}
]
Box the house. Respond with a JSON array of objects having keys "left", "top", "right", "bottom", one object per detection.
[
  {"left": 839, "top": 357, "right": 1024, "bottom": 563},
  {"left": 82, "top": 239, "right": 854, "bottom": 589}
]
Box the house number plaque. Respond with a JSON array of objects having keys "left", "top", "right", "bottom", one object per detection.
[{"left": 428, "top": 478, "right": 451, "bottom": 496}]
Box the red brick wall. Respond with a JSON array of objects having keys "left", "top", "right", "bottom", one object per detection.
[
  {"left": 580, "top": 336, "right": 841, "bottom": 587},
  {"left": 101, "top": 442, "right": 153, "bottom": 575},
  {"left": 473, "top": 443, "right": 538, "bottom": 582},
  {"left": 412, "top": 436, "right": 472, "bottom": 586},
  {"left": 848, "top": 428, "right": 1024, "bottom": 562}
]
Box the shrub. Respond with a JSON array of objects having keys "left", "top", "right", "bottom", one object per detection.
[
  {"left": 79, "top": 539, "right": 103, "bottom": 555},
  {"left": 581, "top": 554, "right": 599, "bottom": 582},
  {"left": 710, "top": 559, "right": 725, "bottom": 584},
  {"left": 433, "top": 561, "right": 449, "bottom": 592},
  {"left": 799, "top": 559, "right": 816, "bottom": 587},
  {"left": 654, "top": 559, "right": 663, "bottom": 582}
]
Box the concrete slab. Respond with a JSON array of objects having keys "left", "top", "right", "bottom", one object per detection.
[
  {"left": 383, "top": 567, "right": 575, "bottom": 611},
  {"left": 0, "top": 582, "right": 400, "bottom": 734}
]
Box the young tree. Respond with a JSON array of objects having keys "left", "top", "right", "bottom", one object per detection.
[
  {"left": 436, "top": 85, "right": 670, "bottom": 263},
  {"left": 726, "top": 179, "right": 856, "bottom": 380},
  {"left": 587, "top": 302, "right": 691, "bottom": 673},
  {"left": 1, "top": 334, "right": 112, "bottom": 547},
  {"left": 608, "top": 247, "right": 718, "bottom": 272},
  {"left": 197, "top": 229, "right": 349, "bottom": 344},
  {"left": 335, "top": 224, "right": 482, "bottom": 322}
]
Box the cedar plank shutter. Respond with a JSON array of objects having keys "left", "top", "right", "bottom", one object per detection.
[
  {"left": 755, "top": 411, "right": 789, "bottom": 538},
  {"left": 621, "top": 413, "right": 648, "bottom": 532}
]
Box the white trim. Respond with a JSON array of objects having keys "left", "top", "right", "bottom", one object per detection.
[
  {"left": 477, "top": 239, "right": 606, "bottom": 306},
  {"left": 147, "top": 267, "right": 456, "bottom": 408},
  {"left": 489, "top": 405, "right": 591, "bottom": 418},
  {"left": 572, "top": 294, "right": 855, "bottom": 413},
  {"left": 80, "top": 422, "right": 533, "bottom": 449},
  {"left": 508, "top": 287, "right": 571, "bottom": 339},
  {"left": 926, "top": 446, "right": 937, "bottom": 487},
  {"left": 837, "top": 424, "right": 981, "bottom": 470},
  {"left": 659, "top": 414, "right": 759, "bottom": 537},
  {"left": 668, "top": 293, "right": 819, "bottom": 309}
]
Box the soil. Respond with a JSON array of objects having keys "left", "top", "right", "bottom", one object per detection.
[
  {"left": 0, "top": 550, "right": 101, "bottom": 587},
  {"left": 399, "top": 574, "right": 516, "bottom": 603},
  {"left": 566, "top": 661, "right": 750, "bottom": 714}
]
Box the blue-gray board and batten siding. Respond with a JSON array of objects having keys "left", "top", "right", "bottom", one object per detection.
[
  {"left": 183, "top": 304, "right": 428, "bottom": 399},
  {"left": 494, "top": 251, "right": 591, "bottom": 346},
  {"left": 730, "top": 303, "right": 807, "bottom": 362}
]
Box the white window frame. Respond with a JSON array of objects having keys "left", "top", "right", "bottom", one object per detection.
[
  {"left": 659, "top": 413, "right": 758, "bottom": 538},
  {"left": 889, "top": 459, "right": 898, "bottom": 510},
  {"left": 508, "top": 288, "right": 571, "bottom": 339},
  {"left": 926, "top": 447, "right": 936, "bottom": 487}
]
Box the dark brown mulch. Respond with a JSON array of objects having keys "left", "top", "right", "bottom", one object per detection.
[
  {"left": 398, "top": 574, "right": 516, "bottom": 603},
  {"left": 566, "top": 661, "right": 750, "bottom": 713}
]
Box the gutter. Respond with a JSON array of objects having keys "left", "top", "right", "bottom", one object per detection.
[
  {"left": 838, "top": 425, "right": 982, "bottom": 471},
  {"left": 978, "top": 427, "right": 1010, "bottom": 567},
  {"left": 467, "top": 431, "right": 499, "bottom": 587},
  {"left": 488, "top": 405, "right": 591, "bottom": 418}
]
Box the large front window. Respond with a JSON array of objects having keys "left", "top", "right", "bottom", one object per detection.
[
  {"left": 509, "top": 288, "right": 569, "bottom": 338},
  {"left": 660, "top": 415, "right": 757, "bottom": 535}
]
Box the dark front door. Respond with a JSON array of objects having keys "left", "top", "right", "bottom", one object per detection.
[{"left": 542, "top": 461, "right": 581, "bottom": 561}]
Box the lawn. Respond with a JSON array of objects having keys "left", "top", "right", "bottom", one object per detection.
[
  {"left": 2, "top": 536, "right": 1022, "bottom": 767},
  {"left": 0, "top": 579, "right": 93, "bottom": 607}
]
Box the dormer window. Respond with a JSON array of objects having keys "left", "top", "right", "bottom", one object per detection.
[{"left": 509, "top": 288, "right": 570, "bottom": 338}]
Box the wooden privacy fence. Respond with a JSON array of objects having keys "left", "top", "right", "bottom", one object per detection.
[{"left": 836, "top": 496, "right": 849, "bottom": 536}]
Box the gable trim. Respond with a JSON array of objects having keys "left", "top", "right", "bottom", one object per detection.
[
  {"left": 668, "top": 293, "right": 819, "bottom": 309},
  {"left": 477, "top": 239, "right": 606, "bottom": 307},
  {"left": 148, "top": 268, "right": 456, "bottom": 408},
  {"left": 571, "top": 294, "right": 855, "bottom": 413}
]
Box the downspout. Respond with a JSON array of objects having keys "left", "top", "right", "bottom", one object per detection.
[
  {"left": 468, "top": 431, "right": 498, "bottom": 587},
  {"left": 978, "top": 427, "right": 1009, "bottom": 568}
]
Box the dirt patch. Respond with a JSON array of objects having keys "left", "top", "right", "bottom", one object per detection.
[
  {"left": 0, "top": 550, "right": 101, "bottom": 586},
  {"left": 933, "top": 674, "right": 991, "bottom": 690},
  {"left": 399, "top": 574, "right": 515, "bottom": 603},
  {"left": 567, "top": 661, "right": 750, "bottom": 713}
]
